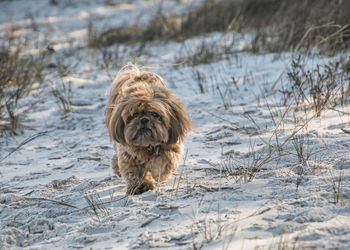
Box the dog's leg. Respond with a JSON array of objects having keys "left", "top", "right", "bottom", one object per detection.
[
  {"left": 111, "top": 154, "right": 121, "bottom": 177},
  {"left": 150, "top": 150, "right": 182, "bottom": 183},
  {"left": 119, "top": 162, "right": 156, "bottom": 195},
  {"left": 132, "top": 170, "right": 156, "bottom": 195}
]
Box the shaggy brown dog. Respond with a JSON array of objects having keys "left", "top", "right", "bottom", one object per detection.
[{"left": 106, "top": 64, "right": 191, "bottom": 195}]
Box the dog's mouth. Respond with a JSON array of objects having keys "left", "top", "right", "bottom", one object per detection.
[
  {"left": 139, "top": 127, "right": 152, "bottom": 133},
  {"left": 134, "top": 127, "right": 152, "bottom": 138}
]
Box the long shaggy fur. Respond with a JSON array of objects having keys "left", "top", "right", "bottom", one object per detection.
[{"left": 106, "top": 63, "right": 191, "bottom": 195}]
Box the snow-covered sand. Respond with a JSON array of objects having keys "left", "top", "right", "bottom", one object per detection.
[{"left": 1, "top": 1, "right": 350, "bottom": 249}]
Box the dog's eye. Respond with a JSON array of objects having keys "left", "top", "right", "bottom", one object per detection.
[
  {"left": 151, "top": 112, "right": 160, "bottom": 118},
  {"left": 132, "top": 112, "right": 139, "bottom": 118}
]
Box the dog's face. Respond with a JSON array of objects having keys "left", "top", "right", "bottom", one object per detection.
[
  {"left": 121, "top": 101, "right": 169, "bottom": 147},
  {"left": 108, "top": 84, "right": 191, "bottom": 147}
]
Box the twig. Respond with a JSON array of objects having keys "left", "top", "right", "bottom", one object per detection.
[
  {"left": 140, "top": 215, "right": 161, "bottom": 228},
  {"left": 204, "top": 110, "right": 240, "bottom": 129},
  {"left": 174, "top": 149, "right": 188, "bottom": 197},
  {"left": 341, "top": 127, "right": 350, "bottom": 134},
  {"left": 24, "top": 196, "right": 86, "bottom": 212},
  {"left": 0, "top": 130, "right": 53, "bottom": 163},
  {"left": 330, "top": 107, "right": 350, "bottom": 116},
  {"left": 81, "top": 194, "right": 128, "bottom": 210},
  {"left": 197, "top": 184, "right": 239, "bottom": 192}
]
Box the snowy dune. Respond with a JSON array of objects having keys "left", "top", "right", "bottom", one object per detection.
[{"left": 1, "top": 0, "right": 350, "bottom": 249}]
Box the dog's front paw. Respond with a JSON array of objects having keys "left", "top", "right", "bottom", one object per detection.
[{"left": 126, "top": 181, "right": 155, "bottom": 195}]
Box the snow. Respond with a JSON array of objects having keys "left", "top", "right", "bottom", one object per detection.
[{"left": 1, "top": 0, "right": 350, "bottom": 249}]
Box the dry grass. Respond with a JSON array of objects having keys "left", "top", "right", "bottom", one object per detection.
[
  {"left": 0, "top": 39, "right": 48, "bottom": 136},
  {"left": 176, "top": 41, "right": 220, "bottom": 67},
  {"left": 284, "top": 56, "right": 350, "bottom": 117},
  {"left": 87, "top": 14, "right": 181, "bottom": 48},
  {"left": 89, "top": 0, "right": 350, "bottom": 55},
  {"left": 220, "top": 55, "right": 350, "bottom": 183}
]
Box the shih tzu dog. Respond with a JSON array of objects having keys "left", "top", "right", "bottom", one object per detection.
[{"left": 105, "top": 64, "right": 191, "bottom": 195}]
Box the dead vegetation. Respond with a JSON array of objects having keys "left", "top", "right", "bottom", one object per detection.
[
  {"left": 0, "top": 39, "right": 48, "bottom": 136},
  {"left": 216, "top": 53, "right": 350, "bottom": 184},
  {"left": 89, "top": 0, "right": 350, "bottom": 55},
  {"left": 3, "top": 0, "right": 350, "bottom": 136},
  {"left": 87, "top": 14, "right": 181, "bottom": 48},
  {"left": 284, "top": 56, "right": 350, "bottom": 117}
]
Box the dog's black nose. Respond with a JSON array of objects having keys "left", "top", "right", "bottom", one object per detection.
[{"left": 140, "top": 117, "right": 149, "bottom": 125}]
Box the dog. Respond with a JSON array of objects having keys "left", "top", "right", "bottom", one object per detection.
[{"left": 105, "top": 64, "right": 191, "bottom": 195}]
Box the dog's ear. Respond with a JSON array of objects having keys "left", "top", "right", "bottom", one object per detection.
[
  {"left": 166, "top": 96, "right": 192, "bottom": 145},
  {"left": 109, "top": 105, "right": 127, "bottom": 145}
]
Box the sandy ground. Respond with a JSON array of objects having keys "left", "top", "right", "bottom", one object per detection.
[{"left": 1, "top": 1, "right": 350, "bottom": 249}]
